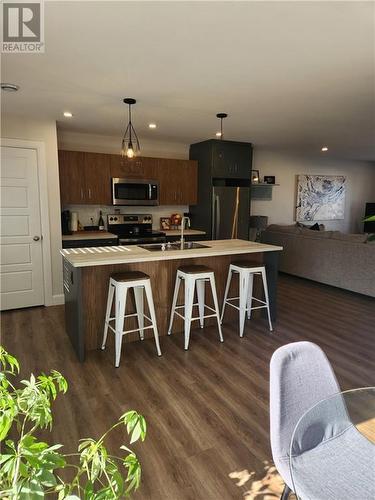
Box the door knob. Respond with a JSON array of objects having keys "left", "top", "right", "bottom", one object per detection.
[{"left": 33, "top": 236, "right": 40, "bottom": 241}]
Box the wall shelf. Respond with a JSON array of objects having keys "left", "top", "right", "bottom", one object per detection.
[{"left": 251, "top": 183, "right": 279, "bottom": 200}]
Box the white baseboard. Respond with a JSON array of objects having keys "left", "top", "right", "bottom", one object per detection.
[{"left": 51, "top": 294, "right": 65, "bottom": 306}]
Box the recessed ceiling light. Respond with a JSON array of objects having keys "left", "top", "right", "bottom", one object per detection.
[
  {"left": 216, "top": 132, "right": 222, "bottom": 137},
  {"left": 1, "top": 83, "right": 20, "bottom": 92},
  {"left": 321, "top": 146, "right": 328, "bottom": 152},
  {"left": 148, "top": 123, "right": 157, "bottom": 129},
  {"left": 63, "top": 111, "right": 73, "bottom": 118}
]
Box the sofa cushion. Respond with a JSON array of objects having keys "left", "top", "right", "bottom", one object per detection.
[
  {"left": 300, "top": 228, "right": 334, "bottom": 238},
  {"left": 266, "top": 224, "right": 301, "bottom": 234},
  {"left": 331, "top": 232, "right": 368, "bottom": 243}
]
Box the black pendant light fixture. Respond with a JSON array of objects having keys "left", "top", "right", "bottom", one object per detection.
[
  {"left": 216, "top": 112, "right": 228, "bottom": 140},
  {"left": 121, "top": 98, "right": 140, "bottom": 159}
]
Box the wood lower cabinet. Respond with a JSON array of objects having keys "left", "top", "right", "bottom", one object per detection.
[{"left": 59, "top": 151, "right": 197, "bottom": 206}]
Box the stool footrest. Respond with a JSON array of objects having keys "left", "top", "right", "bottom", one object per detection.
[
  {"left": 174, "top": 311, "right": 219, "bottom": 322},
  {"left": 107, "top": 312, "right": 153, "bottom": 323},
  {"left": 174, "top": 303, "right": 216, "bottom": 313},
  {"left": 224, "top": 301, "right": 267, "bottom": 312},
  {"left": 107, "top": 323, "right": 156, "bottom": 336},
  {"left": 225, "top": 296, "right": 267, "bottom": 306}
]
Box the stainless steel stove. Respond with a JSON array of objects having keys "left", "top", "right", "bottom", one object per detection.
[{"left": 107, "top": 214, "right": 166, "bottom": 245}]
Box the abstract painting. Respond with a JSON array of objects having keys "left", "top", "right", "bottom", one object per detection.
[{"left": 296, "top": 174, "right": 346, "bottom": 221}]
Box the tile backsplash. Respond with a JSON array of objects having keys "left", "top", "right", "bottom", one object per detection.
[{"left": 64, "top": 205, "right": 190, "bottom": 230}]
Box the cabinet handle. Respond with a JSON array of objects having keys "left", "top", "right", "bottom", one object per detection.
[
  {"left": 88, "top": 188, "right": 92, "bottom": 199},
  {"left": 80, "top": 188, "right": 84, "bottom": 200}
]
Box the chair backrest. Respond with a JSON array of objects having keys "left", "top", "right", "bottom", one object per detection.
[{"left": 269, "top": 341, "right": 341, "bottom": 489}]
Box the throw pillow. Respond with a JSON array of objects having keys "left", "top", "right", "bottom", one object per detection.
[{"left": 296, "top": 222, "right": 325, "bottom": 231}]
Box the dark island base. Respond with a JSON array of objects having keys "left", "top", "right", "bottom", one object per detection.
[{"left": 64, "top": 252, "right": 279, "bottom": 361}]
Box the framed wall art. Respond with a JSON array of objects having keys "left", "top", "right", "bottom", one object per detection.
[{"left": 296, "top": 174, "right": 346, "bottom": 221}]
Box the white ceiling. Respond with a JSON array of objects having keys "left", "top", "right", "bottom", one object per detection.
[{"left": 2, "top": 1, "right": 375, "bottom": 160}]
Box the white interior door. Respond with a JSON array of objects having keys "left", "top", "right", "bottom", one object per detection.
[{"left": 0, "top": 146, "right": 44, "bottom": 310}]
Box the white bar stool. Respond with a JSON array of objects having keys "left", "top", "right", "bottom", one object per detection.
[
  {"left": 167, "top": 264, "right": 224, "bottom": 350},
  {"left": 221, "top": 261, "right": 273, "bottom": 337},
  {"left": 101, "top": 271, "right": 162, "bottom": 367}
]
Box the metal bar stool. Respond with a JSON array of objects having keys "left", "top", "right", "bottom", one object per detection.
[
  {"left": 167, "top": 264, "right": 224, "bottom": 350},
  {"left": 101, "top": 271, "right": 162, "bottom": 367},
  {"left": 221, "top": 261, "right": 273, "bottom": 337}
]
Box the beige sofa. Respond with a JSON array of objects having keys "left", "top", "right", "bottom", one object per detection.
[{"left": 262, "top": 225, "right": 375, "bottom": 297}]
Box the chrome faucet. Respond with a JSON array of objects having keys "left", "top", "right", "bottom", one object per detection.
[{"left": 180, "top": 216, "right": 191, "bottom": 249}]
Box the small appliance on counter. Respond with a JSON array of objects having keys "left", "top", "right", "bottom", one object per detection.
[
  {"left": 107, "top": 214, "right": 166, "bottom": 245},
  {"left": 70, "top": 212, "right": 78, "bottom": 232},
  {"left": 61, "top": 210, "right": 72, "bottom": 235}
]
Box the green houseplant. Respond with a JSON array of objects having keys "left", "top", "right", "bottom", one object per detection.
[
  {"left": 0, "top": 347, "right": 146, "bottom": 499},
  {"left": 364, "top": 214, "right": 375, "bottom": 242}
]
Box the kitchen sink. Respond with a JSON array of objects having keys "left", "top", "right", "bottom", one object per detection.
[
  {"left": 139, "top": 242, "right": 210, "bottom": 252},
  {"left": 173, "top": 242, "right": 209, "bottom": 250}
]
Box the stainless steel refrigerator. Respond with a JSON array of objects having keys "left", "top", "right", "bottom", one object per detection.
[{"left": 212, "top": 183, "right": 250, "bottom": 240}]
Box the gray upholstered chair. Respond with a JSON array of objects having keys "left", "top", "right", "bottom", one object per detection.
[{"left": 270, "top": 341, "right": 375, "bottom": 499}]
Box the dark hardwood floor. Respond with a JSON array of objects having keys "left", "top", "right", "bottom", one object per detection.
[{"left": 1, "top": 274, "right": 374, "bottom": 499}]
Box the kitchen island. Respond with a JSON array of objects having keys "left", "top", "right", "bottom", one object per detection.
[{"left": 61, "top": 239, "right": 282, "bottom": 361}]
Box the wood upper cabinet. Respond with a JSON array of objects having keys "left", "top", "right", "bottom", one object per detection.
[
  {"left": 59, "top": 150, "right": 110, "bottom": 205},
  {"left": 58, "top": 150, "right": 85, "bottom": 205},
  {"left": 180, "top": 160, "right": 198, "bottom": 205},
  {"left": 83, "top": 153, "right": 111, "bottom": 205},
  {"left": 59, "top": 150, "right": 197, "bottom": 207},
  {"left": 158, "top": 158, "right": 198, "bottom": 205},
  {"left": 110, "top": 155, "right": 158, "bottom": 180}
]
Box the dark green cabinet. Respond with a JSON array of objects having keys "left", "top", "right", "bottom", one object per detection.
[{"left": 211, "top": 140, "right": 252, "bottom": 178}]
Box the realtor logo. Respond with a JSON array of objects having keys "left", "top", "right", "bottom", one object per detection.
[{"left": 2, "top": 1, "right": 44, "bottom": 53}]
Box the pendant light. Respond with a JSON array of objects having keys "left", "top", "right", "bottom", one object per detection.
[
  {"left": 216, "top": 113, "right": 228, "bottom": 140},
  {"left": 121, "top": 98, "right": 140, "bottom": 159}
]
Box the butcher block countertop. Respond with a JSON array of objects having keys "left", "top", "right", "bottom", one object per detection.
[
  {"left": 62, "top": 231, "right": 117, "bottom": 241},
  {"left": 164, "top": 229, "right": 206, "bottom": 236},
  {"left": 62, "top": 230, "right": 204, "bottom": 240},
  {"left": 61, "top": 239, "right": 282, "bottom": 268}
]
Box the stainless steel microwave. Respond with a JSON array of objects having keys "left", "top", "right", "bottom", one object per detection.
[{"left": 112, "top": 178, "right": 159, "bottom": 206}]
